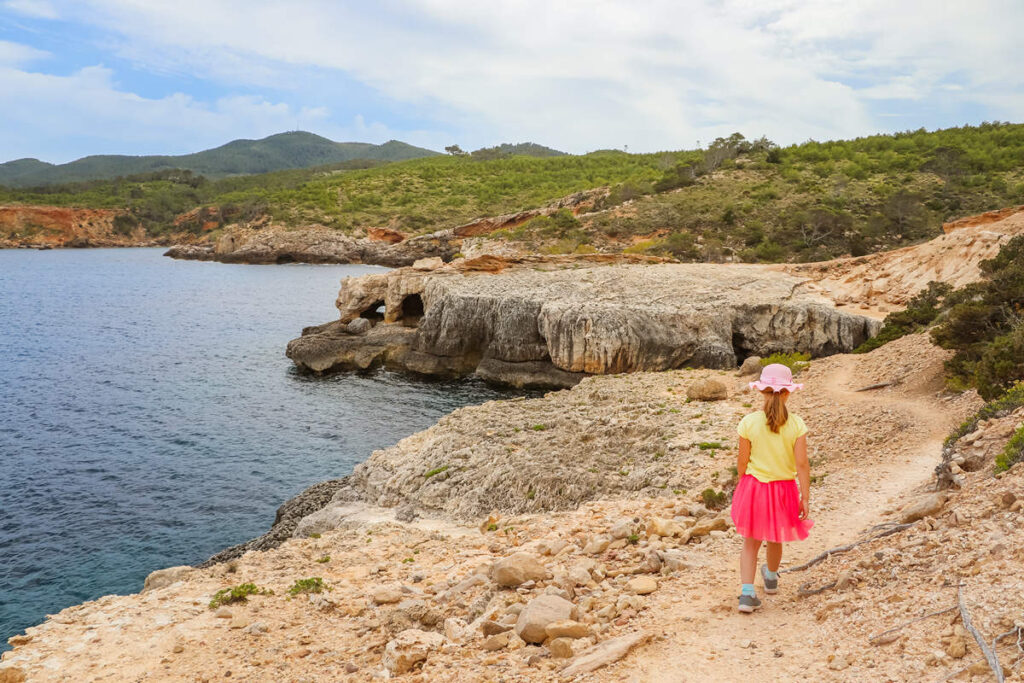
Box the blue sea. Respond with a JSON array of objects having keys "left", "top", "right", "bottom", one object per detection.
[{"left": 0, "top": 248, "right": 513, "bottom": 649}]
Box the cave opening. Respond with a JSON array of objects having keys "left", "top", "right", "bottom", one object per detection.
[
  {"left": 359, "top": 300, "right": 386, "bottom": 322},
  {"left": 731, "top": 330, "right": 753, "bottom": 366},
  {"left": 400, "top": 294, "right": 425, "bottom": 327}
]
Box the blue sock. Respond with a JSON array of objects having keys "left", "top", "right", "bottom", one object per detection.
[
  {"left": 765, "top": 569, "right": 779, "bottom": 581},
  {"left": 741, "top": 583, "right": 756, "bottom": 597}
]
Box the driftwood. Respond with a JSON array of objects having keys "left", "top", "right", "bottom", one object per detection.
[
  {"left": 782, "top": 523, "right": 915, "bottom": 574},
  {"left": 958, "top": 585, "right": 1005, "bottom": 682},
  {"left": 867, "top": 605, "right": 958, "bottom": 645},
  {"left": 854, "top": 381, "right": 898, "bottom": 392}
]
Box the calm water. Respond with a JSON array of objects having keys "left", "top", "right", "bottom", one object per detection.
[{"left": 0, "top": 248, "right": 514, "bottom": 648}]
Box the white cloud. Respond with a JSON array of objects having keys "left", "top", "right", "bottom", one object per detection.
[
  {"left": 3, "top": 0, "right": 58, "bottom": 19},
  {"left": 0, "top": 39, "right": 50, "bottom": 65},
  {"left": 4, "top": 0, "right": 1024, "bottom": 158},
  {"left": 0, "top": 64, "right": 414, "bottom": 162}
]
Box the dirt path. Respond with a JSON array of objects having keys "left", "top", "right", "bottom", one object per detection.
[{"left": 614, "top": 350, "right": 965, "bottom": 682}]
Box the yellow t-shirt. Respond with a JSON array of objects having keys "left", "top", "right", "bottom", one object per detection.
[{"left": 737, "top": 410, "right": 808, "bottom": 483}]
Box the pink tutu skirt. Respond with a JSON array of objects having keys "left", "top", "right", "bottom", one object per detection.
[{"left": 730, "top": 475, "right": 813, "bottom": 542}]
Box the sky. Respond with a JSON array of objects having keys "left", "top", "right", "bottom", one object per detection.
[{"left": 1, "top": 0, "right": 1023, "bottom": 164}]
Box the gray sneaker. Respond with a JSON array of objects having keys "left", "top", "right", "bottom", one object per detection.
[
  {"left": 761, "top": 564, "right": 778, "bottom": 594},
  {"left": 737, "top": 594, "right": 762, "bottom": 613}
]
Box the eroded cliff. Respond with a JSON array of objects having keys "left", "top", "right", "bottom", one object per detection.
[{"left": 287, "top": 257, "right": 881, "bottom": 388}]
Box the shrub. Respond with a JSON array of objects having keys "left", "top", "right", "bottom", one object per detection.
[
  {"left": 944, "top": 382, "right": 1024, "bottom": 447},
  {"left": 288, "top": 577, "right": 328, "bottom": 596},
  {"left": 995, "top": 424, "right": 1024, "bottom": 472},
  {"left": 701, "top": 488, "right": 729, "bottom": 510},
  {"left": 761, "top": 352, "right": 811, "bottom": 374},
  {"left": 209, "top": 583, "right": 272, "bottom": 609},
  {"left": 424, "top": 465, "right": 449, "bottom": 478},
  {"left": 855, "top": 281, "right": 952, "bottom": 353}
]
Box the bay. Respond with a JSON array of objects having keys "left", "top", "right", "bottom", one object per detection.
[{"left": 0, "top": 248, "right": 514, "bottom": 648}]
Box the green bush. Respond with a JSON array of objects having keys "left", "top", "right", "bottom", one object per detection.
[
  {"left": 761, "top": 352, "right": 811, "bottom": 374},
  {"left": 288, "top": 577, "right": 328, "bottom": 596},
  {"left": 855, "top": 281, "right": 952, "bottom": 353},
  {"left": 701, "top": 488, "right": 729, "bottom": 510},
  {"left": 209, "top": 583, "right": 272, "bottom": 609},
  {"left": 995, "top": 424, "right": 1024, "bottom": 472}
]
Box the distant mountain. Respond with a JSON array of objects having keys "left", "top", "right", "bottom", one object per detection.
[{"left": 0, "top": 132, "right": 440, "bottom": 187}]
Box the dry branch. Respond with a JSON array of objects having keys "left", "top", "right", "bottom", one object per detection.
[
  {"left": 854, "top": 381, "right": 898, "bottom": 392},
  {"left": 867, "top": 605, "right": 957, "bottom": 645},
  {"left": 782, "top": 523, "right": 914, "bottom": 573},
  {"left": 958, "top": 585, "right": 1005, "bottom": 683}
]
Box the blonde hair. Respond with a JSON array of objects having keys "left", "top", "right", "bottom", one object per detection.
[{"left": 762, "top": 388, "right": 789, "bottom": 433}]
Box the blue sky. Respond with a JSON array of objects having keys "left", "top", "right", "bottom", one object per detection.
[{"left": 1, "top": 0, "right": 1022, "bottom": 164}]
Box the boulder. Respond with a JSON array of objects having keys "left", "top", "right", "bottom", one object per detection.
[
  {"left": 545, "top": 619, "right": 592, "bottom": 640},
  {"left": 142, "top": 566, "right": 193, "bottom": 593},
  {"left": 346, "top": 317, "right": 371, "bottom": 335},
  {"left": 549, "top": 637, "right": 575, "bottom": 658},
  {"left": 382, "top": 629, "right": 444, "bottom": 675},
  {"left": 490, "top": 552, "right": 550, "bottom": 587},
  {"left": 515, "top": 595, "right": 578, "bottom": 644},
  {"left": 899, "top": 493, "right": 947, "bottom": 523},
  {"left": 626, "top": 576, "right": 658, "bottom": 595},
  {"left": 687, "top": 378, "right": 728, "bottom": 401},
  {"left": 646, "top": 517, "right": 686, "bottom": 538},
  {"left": 738, "top": 356, "right": 763, "bottom": 376}
]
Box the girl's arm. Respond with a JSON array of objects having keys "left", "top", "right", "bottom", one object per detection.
[
  {"left": 794, "top": 434, "right": 810, "bottom": 519},
  {"left": 737, "top": 437, "right": 751, "bottom": 477}
]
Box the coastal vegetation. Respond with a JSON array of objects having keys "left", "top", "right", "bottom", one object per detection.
[
  {"left": 3, "top": 123, "right": 1023, "bottom": 263},
  {"left": 208, "top": 583, "right": 272, "bottom": 609},
  {"left": 857, "top": 234, "right": 1024, "bottom": 399}
]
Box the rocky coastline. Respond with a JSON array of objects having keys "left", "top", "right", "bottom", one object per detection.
[{"left": 286, "top": 256, "right": 881, "bottom": 388}]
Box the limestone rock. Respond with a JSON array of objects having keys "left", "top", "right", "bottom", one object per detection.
[
  {"left": 738, "top": 356, "right": 763, "bottom": 376},
  {"left": 482, "top": 631, "right": 512, "bottom": 651},
  {"left": 142, "top": 566, "right": 193, "bottom": 593},
  {"left": 346, "top": 317, "right": 371, "bottom": 335},
  {"left": 490, "top": 552, "right": 550, "bottom": 587},
  {"left": 515, "top": 595, "right": 578, "bottom": 644},
  {"left": 0, "top": 667, "right": 27, "bottom": 683},
  {"left": 549, "top": 637, "right": 575, "bottom": 658},
  {"left": 646, "top": 517, "right": 686, "bottom": 538},
  {"left": 626, "top": 576, "right": 658, "bottom": 595},
  {"left": 544, "top": 620, "right": 592, "bottom": 640},
  {"left": 373, "top": 585, "right": 406, "bottom": 605},
  {"left": 561, "top": 631, "right": 651, "bottom": 676},
  {"left": 683, "top": 513, "right": 730, "bottom": 542},
  {"left": 687, "top": 378, "right": 728, "bottom": 401},
  {"left": 900, "top": 493, "right": 947, "bottom": 523},
  {"left": 290, "top": 262, "right": 880, "bottom": 387},
  {"left": 382, "top": 629, "right": 444, "bottom": 675}
]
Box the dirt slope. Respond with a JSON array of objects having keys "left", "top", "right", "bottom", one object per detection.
[{"left": 780, "top": 206, "right": 1024, "bottom": 318}]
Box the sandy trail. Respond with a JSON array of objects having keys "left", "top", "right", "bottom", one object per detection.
[{"left": 615, "top": 351, "right": 962, "bottom": 682}]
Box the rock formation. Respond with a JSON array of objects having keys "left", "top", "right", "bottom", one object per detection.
[
  {"left": 0, "top": 205, "right": 166, "bottom": 248},
  {"left": 164, "top": 227, "right": 461, "bottom": 266},
  {"left": 287, "top": 258, "right": 880, "bottom": 388},
  {"left": 781, "top": 205, "right": 1024, "bottom": 312}
]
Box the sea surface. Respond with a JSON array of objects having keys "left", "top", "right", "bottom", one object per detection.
[{"left": 0, "top": 248, "right": 517, "bottom": 649}]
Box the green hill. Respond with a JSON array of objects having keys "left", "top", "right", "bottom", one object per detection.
[
  {"left": 0, "top": 132, "right": 439, "bottom": 187},
  {"left": 3, "top": 123, "right": 1023, "bottom": 263}
]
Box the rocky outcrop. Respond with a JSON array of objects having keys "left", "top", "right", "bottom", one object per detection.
[
  {"left": 0, "top": 205, "right": 172, "bottom": 248},
  {"left": 164, "top": 226, "right": 460, "bottom": 266},
  {"left": 451, "top": 187, "right": 607, "bottom": 237},
  {"left": 287, "top": 259, "right": 880, "bottom": 388},
  {"left": 782, "top": 205, "right": 1024, "bottom": 311},
  {"left": 196, "top": 478, "right": 347, "bottom": 566}
]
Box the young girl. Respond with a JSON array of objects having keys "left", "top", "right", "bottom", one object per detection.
[{"left": 730, "top": 363, "right": 813, "bottom": 613}]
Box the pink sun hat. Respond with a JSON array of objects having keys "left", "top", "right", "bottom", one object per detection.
[{"left": 749, "top": 363, "right": 804, "bottom": 393}]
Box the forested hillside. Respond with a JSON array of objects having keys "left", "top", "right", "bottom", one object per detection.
[{"left": 3, "top": 122, "right": 1023, "bottom": 262}]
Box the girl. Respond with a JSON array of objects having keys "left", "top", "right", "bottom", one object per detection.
[{"left": 730, "top": 363, "right": 813, "bottom": 613}]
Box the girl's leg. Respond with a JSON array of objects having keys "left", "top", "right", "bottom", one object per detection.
[
  {"left": 740, "top": 536, "right": 761, "bottom": 584},
  {"left": 765, "top": 542, "right": 783, "bottom": 572}
]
